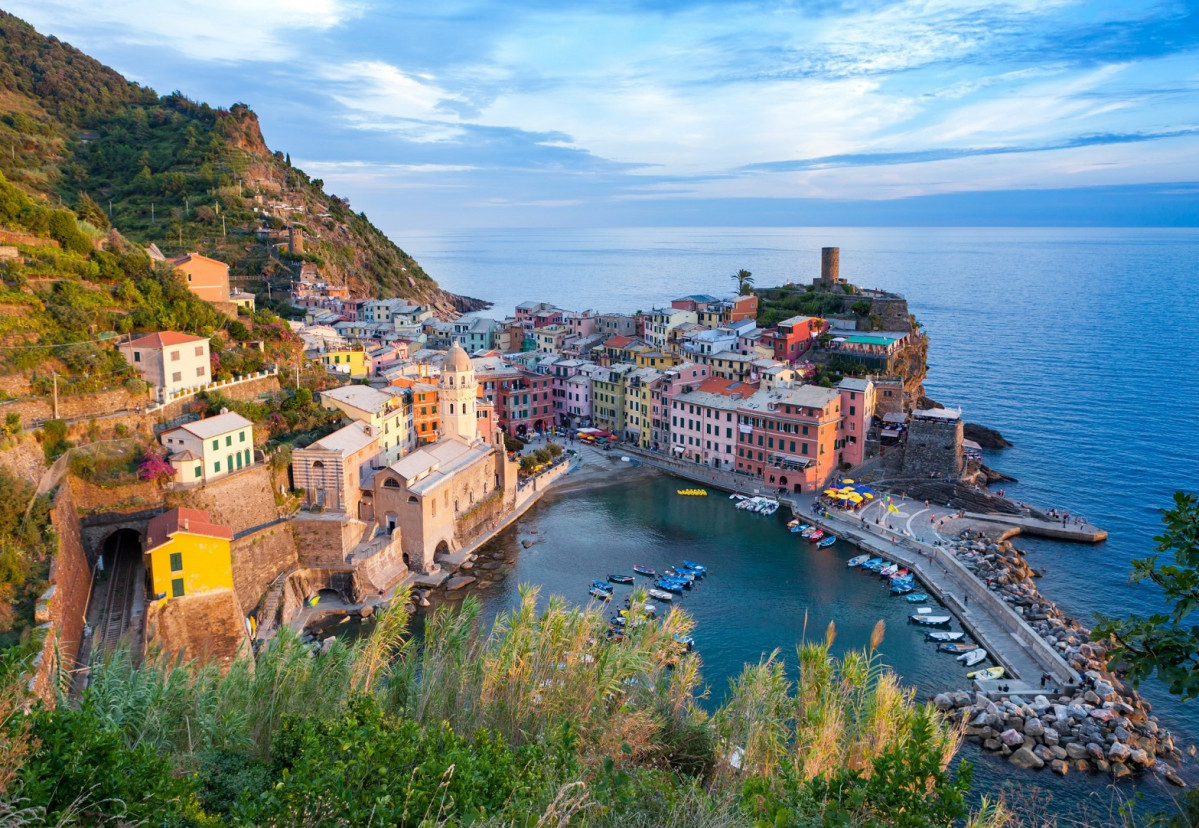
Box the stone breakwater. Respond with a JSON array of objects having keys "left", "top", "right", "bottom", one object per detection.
[{"left": 935, "top": 533, "right": 1186, "bottom": 786}]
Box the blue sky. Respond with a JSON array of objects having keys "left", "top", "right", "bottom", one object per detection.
[{"left": 10, "top": 0, "right": 1199, "bottom": 229}]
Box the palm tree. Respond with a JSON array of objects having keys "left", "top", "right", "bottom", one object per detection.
[{"left": 732, "top": 269, "right": 754, "bottom": 295}]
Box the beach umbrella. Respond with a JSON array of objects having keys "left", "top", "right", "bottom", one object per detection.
[
  {"left": 862, "top": 492, "right": 875, "bottom": 499},
  {"left": 848, "top": 494, "right": 863, "bottom": 503},
  {"left": 823, "top": 489, "right": 838, "bottom": 496},
  {"left": 842, "top": 479, "right": 855, "bottom": 484}
]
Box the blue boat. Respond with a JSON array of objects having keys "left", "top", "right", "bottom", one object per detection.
[
  {"left": 682, "top": 560, "right": 707, "bottom": 574},
  {"left": 678, "top": 566, "right": 705, "bottom": 579},
  {"left": 863, "top": 558, "right": 885, "bottom": 571},
  {"left": 673, "top": 633, "right": 695, "bottom": 651},
  {"left": 664, "top": 568, "right": 696, "bottom": 582},
  {"left": 906, "top": 593, "right": 929, "bottom": 603},
  {"left": 890, "top": 582, "right": 914, "bottom": 595},
  {"left": 817, "top": 536, "right": 837, "bottom": 548},
  {"left": 653, "top": 579, "right": 685, "bottom": 594}
]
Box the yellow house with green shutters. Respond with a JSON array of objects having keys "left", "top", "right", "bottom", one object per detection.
[
  {"left": 143, "top": 507, "right": 233, "bottom": 601},
  {"left": 320, "top": 348, "right": 368, "bottom": 379}
]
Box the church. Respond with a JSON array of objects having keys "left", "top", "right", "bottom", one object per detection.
[{"left": 371, "top": 343, "right": 518, "bottom": 572}]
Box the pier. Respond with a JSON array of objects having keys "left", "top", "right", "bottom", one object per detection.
[
  {"left": 950, "top": 511, "right": 1107, "bottom": 543},
  {"left": 619, "top": 446, "right": 1081, "bottom": 688}
]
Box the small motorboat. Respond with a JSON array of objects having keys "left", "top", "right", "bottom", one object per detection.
[
  {"left": 890, "top": 568, "right": 909, "bottom": 579},
  {"left": 967, "top": 666, "right": 1005, "bottom": 681},
  {"left": 791, "top": 523, "right": 810, "bottom": 534},
  {"left": 608, "top": 574, "right": 635, "bottom": 585},
  {"left": 808, "top": 529, "right": 825, "bottom": 542},
  {"left": 861, "top": 558, "right": 884, "bottom": 570},
  {"left": 663, "top": 568, "right": 695, "bottom": 581},
  {"left": 879, "top": 563, "right": 898, "bottom": 577},
  {"left": 653, "top": 580, "right": 685, "bottom": 594},
  {"left": 682, "top": 560, "right": 707, "bottom": 573},
  {"left": 787, "top": 518, "right": 800, "bottom": 528},
  {"left": 925, "top": 631, "right": 965, "bottom": 642},
  {"left": 938, "top": 642, "right": 975, "bottom": 654},
  {"left": 957, "top": 648, "right": 988, "bottom": 667},
  {"left": 760, "top": 501, "right": 779, "bottom": 516},
  {"left": 801, "top": 526, "right": 817, "bottom": 538},
  {"left": 890, "top": 582, "right": 914, "bottom": 595},
  {"left": 672, "top": 633, "right": 695, "bottom": 651},
  {"left": 647, "top": 588, "right": 675, "bottom": 602},
  {"left": 589, "top": 584, "right": 613, "bottom": 599},
  {"left": 909, "top": 614, "right": 951, "bottom": 626},
  {"left": 677, "top": 566, "right": 705, "bottom": 580},
  {"left": 906, "top": 593, "right": 929, "bottom": 603},
  {"left": 847, "top": 555, "right": 870, "bottom": 567},
  {"left": 633, "top": 565, "right": 656, "bottom": 576},
  {"left": 817, "top": 536, "right": 836, "bottom": 548}
]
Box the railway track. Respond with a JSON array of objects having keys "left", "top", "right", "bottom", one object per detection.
[{"left": 99, "top": 533, "right": 136, "bottom": 649}]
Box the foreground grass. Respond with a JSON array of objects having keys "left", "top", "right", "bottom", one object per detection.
[{"left": 0, "top": 586, "right": 1010, "bottom": 826}]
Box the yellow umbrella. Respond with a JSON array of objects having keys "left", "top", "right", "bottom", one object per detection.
[
  {"left": 823, "top": 489, "right": 839, "bottom": 496},
  {"left": 863, "top": 492, "right": 875, "bottom": 499},
  {"left": 835, "top": 492, "right": 851, "bottom": 500},
  {"left": 848, "top": 494, "right": 863, "bottom": 503},
  {"left": 842, "top": 479, "right": 855, "bottom": 484}
]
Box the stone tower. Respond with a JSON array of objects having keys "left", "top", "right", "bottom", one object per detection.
[
  {"left": 439, "top": 343, "right": 478, "bottom": 443},
  {"left": 289, "top": 225, "right": 304, "bottom": 254},
  {"left": 820, "top": 247, "right": 839, "bottom": 286}
]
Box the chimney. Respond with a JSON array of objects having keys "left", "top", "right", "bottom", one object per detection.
[
  {"left": 183, "top": 517, "right": 189, "bottom": 530},
  {"left": 220, "top": 406, "right": 229, "bottom": 415},
  {"left": 821, "top": 247, "right": 839, "bottom": 285}
]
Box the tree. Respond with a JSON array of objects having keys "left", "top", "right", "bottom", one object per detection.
[
  {"left": 1093, "top": 492, "right": 1199, "bottom": 699},
  {"left": 850, "top": 299, "right": 872, "bottom": 317},
  {"left": 732, "top": 269, "right": 754, "bottom": 295}
]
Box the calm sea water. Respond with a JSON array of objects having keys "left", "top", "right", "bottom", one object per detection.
[{"left": 403, "top": 227, "right": 1199, "bottom": 812}]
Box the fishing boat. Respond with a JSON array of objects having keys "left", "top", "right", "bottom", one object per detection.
[
  {"left": 653, "top": 580, "right": 685, "bottom": 594},
  {"left": 790, "top": 523, "right": 810, "bottom": 534},
  {"left": 589, "top": 586, "right": 613, "bottom": 600},
  {"left": 957, "top": 648, "right": 988, "bottom": 667},
  {"left": 682, "top": 560, "right": 707, "bottom": 573},
  {"left": 647, "top": 588, "right": 675, "bottom": 602},
  {"left": 890, "top": 568, "right": 910, "bottom": 579},
  {"left": 817, "top": 536, "right": 837, "bottom": 548},
  {"left": 608, "top": 574, "right": 635, "bottom": 585},
  {"left": 925, "top": 631, "right": 966, "bottom": 642},
  {"left": 633, "top": 565, "right": 656, "bottom": 576},
  {"left": 967, "top": 666, "right": 1005, "bottom": 681},
  {"left": 937, "top": 642, "right": 975, "bottom": 654},
  {"left": 678, "top": 565, "right": 705, "bottom": 579},
  {"left": 672, "top": 633, "right": 695, "bottom": 651},
  {"left": 800, "top": 526, "right": 817, "bottom": 538},
  {"left": 677, "top": 488, "right": 708, "bottom": 496},
  {"left": 808, "top": 529, "right": 825, "bottom": 542},
  {"left": 861, "top": 558, "right": 884, "bottom": 571},
  {"left": 906, "top": 593, "right": 929, "bottom": 603},
  {"left": 847, "top": 555, "right": 870, "bottom": 567},
  {"left": 890, "top": 582, "right": 914, "bottom": 595},
  {"left": 664, "top": 568, "right": 694, "bottom": 580},
  {"left": 909, "top": 614, "right": 951, "bottom": 626},
  {"left": 879, "top": 563, "right": 898, "bottom": 577}
]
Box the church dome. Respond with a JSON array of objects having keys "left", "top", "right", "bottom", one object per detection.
[{"left": 444, "top": 342, "right": 472, "bottom": 373}]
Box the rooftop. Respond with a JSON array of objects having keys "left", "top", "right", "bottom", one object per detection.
[
  {"left": 321, "top": 384, "right": 400, "bottom": 415},
  {"left": 145, "top": 507, "right": 232, "bottom": 553},
  {"left": 306, "top": 420, "right": 379, "bottom": 456},
  {"left": 387, "top": 438, "right": 493, "bottom": 495},
  {"left": 170, "top": 411, "right": 253, "bottom": 440},
  {"left": 125, "top": 331, "right": 208, "bottom": 349}
]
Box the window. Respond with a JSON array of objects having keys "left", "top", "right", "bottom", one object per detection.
[
  {"left": 214, "top": 460, "right": 221, "bottom": 472},
  {"left": 133, "top": 351, "right": 141, "bottom": 363},
  {"left": 172, "top": 372, "right": 182, "bottom": 382},
  {"left": 195, "top": 346, "right": 204, "bottom": 357},
  {"left": 169, "top": 552, "right": 183, "bottom": 572},
  {"left": 197, "top": 366, "right": 206, "bottom": 377},
  {"left": 239, "top": 431, "right": 246, "bottom": 442},
  {"left": 225, "top": 435, "right": 232, "bottom": 447},
  {"left": 171, "top": 578, "right": 184, "bottom": 598},
  {"left": 212, "top": 439, "right": 219, "bottom": 451},
  {"left": 245, "top": 449, "right": 251, "bottom": 465},
  {"left": 194, "top": 466, "right": 201, "bottom": 479},
  {"left": 170, "top": 350, "right": 181, "bottom": 362}
]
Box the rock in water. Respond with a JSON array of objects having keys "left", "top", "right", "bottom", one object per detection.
[
  {"left": 1010, "top": 747, "right": 1045, "bottom": 770},
  {"left": 964, "top": 422, "right": 1013, "bottom": 449}
]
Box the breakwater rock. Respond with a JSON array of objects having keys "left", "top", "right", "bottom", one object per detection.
[
  {"left": 939, "top": 533, "right": 1186, "bottom": 785},
  {"left": 963, "top": 422, "right": 1013, "bottom": 449}
]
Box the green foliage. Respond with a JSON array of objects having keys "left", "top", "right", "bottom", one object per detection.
[
  {"left": 0, "top": 466, "right": 54, "bottom": 640},
  {"left": 1094, "top": 491, "right": 1199, "bottom": 699},
  {"left": 733, "top": 268, "right": 755, "bottom": 296},
  {"left": 37, "top": 419, "right": 69, "bottom": 461},
  {"left": 850, "top": 299, "right": 873, "bottom": 317}
]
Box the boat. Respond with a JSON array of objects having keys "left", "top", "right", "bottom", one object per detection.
[
  {"left": 925, "top": 631, "right": 966, "bottom": 642},
  {"left": 608, "top": 574, "right": 635, "bottom": 585},
  {"left": 906, "top": 593, "right": 929, "bottom": 603},
  {"left": 647, "top": 588, "right": 675, "bottom": 602},
  {"left": 682, "top": 560, "right": 707, "bottom": 573},
  {"left": 730, "top": 493, "right": 746, "bottom": 501},
  {"left": 909, "top": 614, "right": 951, "bottom": 626},
  {"left": 879, "top": 563, "right": 898, "bottom": 577},
  {"left": 890, "top": 582, "right": 914, "bottom": 595},
  {"left": 847, "top": 555, "right": 870, "bottom": 567},
  {"left": 800, "top": 526, "right": 817, "bottom": 538},
  {"left": 891, "top": 568, "right": 909, "bottom": 579},
  {"left": 817, "top": 536, "right": 836, "bottom": 548},
  {"left": 653, "top": 580, "right": 685, "bottom": 594},
  {"left": 913, "top": 607, "right": 934, "bottom": 614},
  {"left": 937, "top": 642, "right": 975, "bottom": 654},
  {"left": 957, "top": 648, "right": 988, "bottom": 667},
  {"left": 760, "top": 501, "right": 779, "bottom": 516},
  {"left": 589, "top": 586, "right": 613, "bottom": 600},
  {"left": 808, "top": 529, "right": 825, "bottom": 542},
  {"left": 967, "top": 666, "right": 1005, "bottom": 681},
  {"left": 663, "top": 568, "right": 695, "bottom": 581},
  {"left": 672, "top": 633, "right": 695, "bottom": 651},
  {"left": 790, "top": 523, "right": 810, "bottom": 534},
  {"left": 861, "top": 558, "right": 884, "bottom": 570},
  {"left": 633, "top": 565, "right": 656, "bottom": 576}
]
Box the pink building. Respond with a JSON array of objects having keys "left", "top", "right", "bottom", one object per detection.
[
  {"left": 564, "top": 309, "right": 597, "bottom": 338},
  {"left": 735, "top": 385, "right": 842, "bottom": 493},
  {"left": 836, "top": 377, "right": 876, "bottom": 469},
  {"left": 667, "top": 377, "right": 749, "bottom": 469}
]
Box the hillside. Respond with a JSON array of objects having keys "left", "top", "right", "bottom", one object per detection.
[{"left": 0, "top": 11, "right": 483, "bottom": 315}]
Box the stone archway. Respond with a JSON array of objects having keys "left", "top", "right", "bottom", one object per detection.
[{"left": 434, "top": 539, "right": 451, "bottom": 563}]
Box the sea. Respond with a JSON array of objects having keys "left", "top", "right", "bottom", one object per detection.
[{"left": 400, "top": 226, "right": 1199, "bottom": 817}]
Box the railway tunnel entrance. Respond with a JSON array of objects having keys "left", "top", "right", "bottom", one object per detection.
[{"left": 89, "top": 528, "right": 146, "bottom": 658}]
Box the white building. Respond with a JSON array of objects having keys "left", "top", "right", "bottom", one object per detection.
[
  {"left": 161, "top": 410, "right": 255, "bottom": 484},
  {"left": 119, "top": 331, "right": 210, "bottom": 402},
  {"left": 320, "top": 384, "right": 411, "bottom": 462}
]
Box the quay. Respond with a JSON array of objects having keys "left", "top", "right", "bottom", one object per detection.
[
  {"left": 952, "top": 511, "right": 1107, "bottom": 543},
  {"left": 620, "top": 446, "right": 1081, "bottom": 690}
]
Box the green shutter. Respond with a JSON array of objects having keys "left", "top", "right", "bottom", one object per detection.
[
  {"left": 171, "top": 578, "right": 184, "bottom": 598},
  {"left": 169, "top": 552, "right": 182, "bottom": 572}
]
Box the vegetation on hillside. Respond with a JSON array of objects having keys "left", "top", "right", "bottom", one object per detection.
[
  {"left": 0, "top": 589, "right": 1006, "bottom": 827},
  {"left": 0, "top": 468, "right": 53, "bottom": 646},
  {"left": 755, "top": 283, "right": 853, "bottom": 329},
  {"left": 0, "top": 10, "right": 451, "bottom": 305}
]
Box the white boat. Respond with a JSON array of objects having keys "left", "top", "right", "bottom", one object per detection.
[
  {"left": 646, "top": 588, "right": 675, "bottom": 602},
  {"left": 925, "top": 631, "right": 965, "bottom": 642},
  {"left": 909, "top": 614, "right": 951, "bottom": 626},
  {"left": 847, "top": 555, "right": 869, "bottom": 567},
  {"left": 957, "top": 648, "right": 988, "bottom": 667},
  {"left": 914, "top": 607, "right": 934, "bottom": 614},
  {"left": 760, "top": 501, "right": 779, "bottom": 516}
]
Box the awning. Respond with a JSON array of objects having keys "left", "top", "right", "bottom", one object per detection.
[
  {"left": 882, "top": 412, "right": 907, "bottom": 424},
  {"left": 775, "top": 454, "right": 812, "bottom": 470},
  {"left": 881, "top": 428, "right": 901, "bottom": 438},
  {"left": 672, "top": 445, "right": 685, "bottom": 454}
]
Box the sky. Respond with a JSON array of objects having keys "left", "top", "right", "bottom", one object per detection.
[{"left": 9, "top": 0, "right": 1199, "bottom": 229}]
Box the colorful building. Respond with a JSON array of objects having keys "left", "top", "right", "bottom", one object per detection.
[
  {"left": 161, "top": 410, "right": 255, "bottom": 484},
  {"left": 837, "top": 377, "right": 876, "bottom": 469},
  {"left": 291, "top": 420, "right": 382, "bottom": 519},
  {"left": 320, "top": 384, "right": 410, "bottom": 460},
  {"left": 144, "top": 507, "right": 233, "bottom": 600},
  {"left": 170, "top": 252, "right": 229, "bottom": 304},
  {"left": 761, "top": 315, "right": 824, "bottom": 363},
  {"left": 734, "top": 386, "right": 842, "bottom": 493},
  {"left": 668, "top": 377, "right": 749, "bottom": 469},
  {"left": 119, "top": 331, "right": 211, "bottom": 403},
  {"left": 320, "top": 347, "right": 368, "bottom": 379}
]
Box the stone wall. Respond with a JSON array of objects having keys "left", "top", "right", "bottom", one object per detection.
[
  {"left": 145, "top": 589, "right": 249, "bottom": 670},
  {"left": 0, "top": 432, "right": 47, "bottom": 482},
  {"left": 69, "top": 474, "right": 164, "bottom": 515},
  {"left": 230, "top": 523, "right": 299, "bottom": 616},
  {"left": 290, "top": 515, "right": 361, "bottom": 567},
  {"left": 27, "top": 484, "right": 95, "bottom": 703},
  {"left": 167, "top": 465, "right": 279, "bottom": 535},
  {"left": 901, "top": 417, "right": 964, "bottom": 479}
]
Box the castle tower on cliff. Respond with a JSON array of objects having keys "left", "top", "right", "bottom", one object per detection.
[
  {"left": 820, "top": 247, "right": 839, "bottom": 287},
  {"left": 439, "top": 343, "right": 478, "bottom": 443}
]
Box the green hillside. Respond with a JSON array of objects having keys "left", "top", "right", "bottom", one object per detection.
[{"left": 0, "top": 11, "right": 475, "bottom": 311}]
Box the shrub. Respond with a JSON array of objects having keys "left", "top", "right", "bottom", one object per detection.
[{"left": 38, "top": 419, "right": 70, "bottom": 461}]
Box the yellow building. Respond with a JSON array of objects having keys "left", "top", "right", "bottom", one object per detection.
[
  {"left": 320, "top": 348, "right": 368, "bottom": 379},
  {"left": 144, "top": 507, "right": 233, "bottom": 600}
]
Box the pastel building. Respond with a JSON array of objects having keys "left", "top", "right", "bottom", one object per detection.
[
  {"left": 735, "top": 385, "right": 842, "bottom": 492},
  {"left": 668, "top": 378, "right": 747, "bottom": 468},
  {"left": 119, "top": 331, "right": 210, "bottom": 402},
  {"left": 144, "top": 507, "right": 233, "bottom": 601},
  {"left": 170, "top": 252, "right": 229, "bottom": 304},
  {"left": 837, "top": 377, "right": 876, "bottom": 469},
  {"left": 320, "top": 384, "right": 409, "bottom": 462},
  {"left": 291, "top": 420, "right": 382, "bottom": 519},
  {"left": 161, "top": 410, "right": 255, "bottom": 484}
]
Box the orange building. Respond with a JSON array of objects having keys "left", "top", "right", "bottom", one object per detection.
[
  {"left": 171, "top": 252, "right": 230, "bottom": 304},
  {"left": 391, "top": 376, "right": 440, "bottom": 443}
]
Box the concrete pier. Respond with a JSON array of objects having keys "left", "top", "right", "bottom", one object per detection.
[{"left": 950, "top": 511, "right": 1107, "bottom": 543}]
